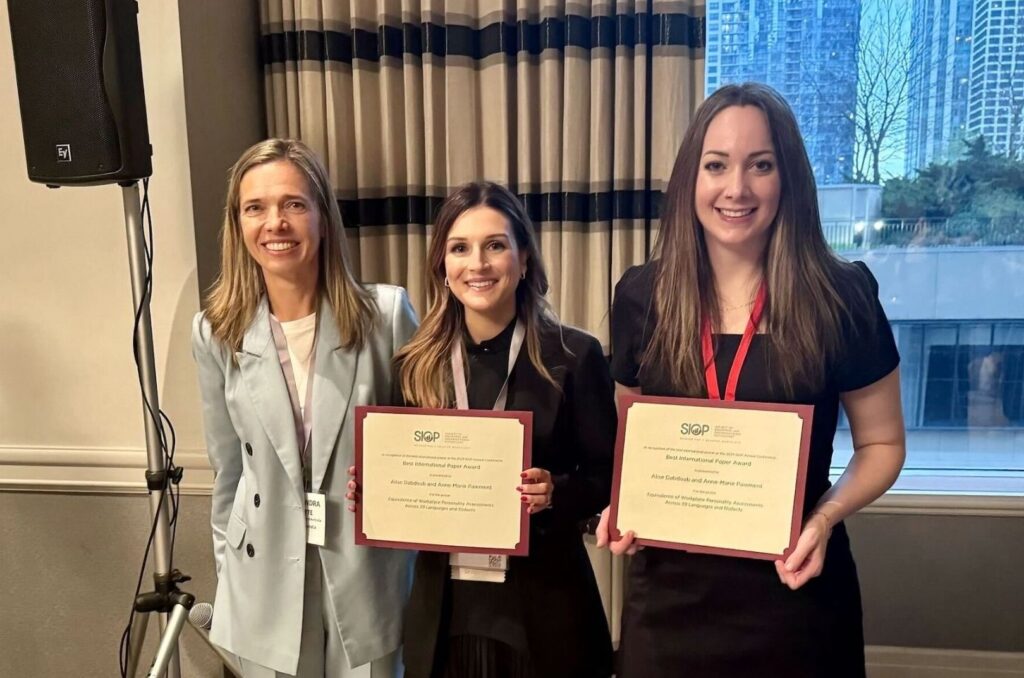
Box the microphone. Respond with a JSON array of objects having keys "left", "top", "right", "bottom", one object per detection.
[
  {"left": 186, "top": 602, "right": 242, "bottom": 677},
  {"left": 188, "top": 602, "right": 214, "bottom": 630}
]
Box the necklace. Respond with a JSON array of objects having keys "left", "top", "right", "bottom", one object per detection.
[
  {"left": 721, "top": 298, "right": 756, "bottom": 312},
  {"left": 719, "top": 276, "right": 764, "bottom": 312}
]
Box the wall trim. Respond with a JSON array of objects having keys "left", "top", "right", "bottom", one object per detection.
[
  {"left": 866, "top": 646, "right": 1024, "bottom": 677},
  {"left": 864, "top": 492, "right": 1024, "bottom": 517},
  {"left": 0, "top": 445, "right": 213, "bottom": 495},
  {"left": 4, "top": 447, "right": 1023, "bottom": 514}
]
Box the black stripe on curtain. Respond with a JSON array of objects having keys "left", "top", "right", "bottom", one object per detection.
[
  {"left": 262, "top": 14, "right": 703, "bottom": 65},
  {"left": 338, "top": 191, "right": 663, "bottom": 228}
]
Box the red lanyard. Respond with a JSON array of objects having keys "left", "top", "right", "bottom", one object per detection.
[{"left": 701, "top": 282, "right": 767, "bottom": 401}]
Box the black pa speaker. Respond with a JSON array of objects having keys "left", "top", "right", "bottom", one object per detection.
[{"left": 7, "top": 0, "right": 152, "bottom": 186}]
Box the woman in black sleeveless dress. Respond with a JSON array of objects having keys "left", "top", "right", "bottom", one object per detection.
[{"left": 597, "top": 84, "right": 906, "bottom": 677}]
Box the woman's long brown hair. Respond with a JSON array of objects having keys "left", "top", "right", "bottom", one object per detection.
[
  {"left": 644, "top": 83, "right": 875, "bottom": 397},
  {"left": 395, "top": 182, "right": 558, "bottom": 408}
]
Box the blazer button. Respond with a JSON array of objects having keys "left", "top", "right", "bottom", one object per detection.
[
  {"left": 254, "top": 493, "right": 261, "bottom": 508},
  {"left": 246, "top": 543, "right": 255, "bottom": 557},
  {"left": 245, "top": 443, "right": 253, "bottom": 456}
]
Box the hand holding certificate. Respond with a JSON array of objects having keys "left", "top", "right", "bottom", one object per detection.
[
  {"left": 609, "top": 394, "right": 812, "bottom": 560},
  {"left": 354, "top": 406, "right": 532, "bottom": 555}
]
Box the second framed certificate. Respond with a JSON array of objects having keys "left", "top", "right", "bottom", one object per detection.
[
  {"left": 609, "top": 394, "right": 813, "bottom": 560},
  {"left": 354, "top": 406, "right": 533, "bottom": 555}
]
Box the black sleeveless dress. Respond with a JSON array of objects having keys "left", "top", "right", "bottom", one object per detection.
[{"left": 609, "top": 261, "right": 899, "bottom": 678}]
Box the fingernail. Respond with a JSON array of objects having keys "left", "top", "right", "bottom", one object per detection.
[
  {"left": 521, "top": 496, "right": 528, "bottom": 503},
  {"left": 520, "top": 472, "right": 527, "bottom": 478},
  {"left": 515, "top": 486, "right": 522, "bottom": 492}
]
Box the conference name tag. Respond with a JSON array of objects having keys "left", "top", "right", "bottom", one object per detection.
[
  {"left": 450, "top": 552, "right": 508, "bottom": 583},
  {"left": 305, "top": 492, "right": 326, "bottom": 546}
]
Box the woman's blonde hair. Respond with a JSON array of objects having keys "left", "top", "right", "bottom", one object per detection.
[
  {"left": 204, "top": 138, "right": 376, "bottom": 352},
  {"left": 395, "top": 182, "right": 558, "bottom": 408},
  {"left": 645, "top": 83, "right": 875, "bottom": 396}
]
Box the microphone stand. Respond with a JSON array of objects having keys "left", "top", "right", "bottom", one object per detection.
[
  {"left": 119, "top": 181, "right": 192, "bottom": 678},
  {"left": 128, "top": 569, "right": 196, "bottom": 677}
]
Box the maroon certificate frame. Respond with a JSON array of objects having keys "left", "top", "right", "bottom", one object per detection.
[
  {"left": 609, "top": 394, "right": 813, "bottom": 561},
  {"left": 354, "top": 405, "right": 532, "bottom": 556}
]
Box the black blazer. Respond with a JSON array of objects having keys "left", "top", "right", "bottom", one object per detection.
[{"left": 402, "top": 322, "right": 616, "bottom": 678}]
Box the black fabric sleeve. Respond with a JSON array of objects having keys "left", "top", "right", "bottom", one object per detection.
[
  {"left": 610, "top": 265, "right": 648, "bottom": 387},
  {"left": 388, "top": 360, "right": 409, "bottom": 407},
  {"left": 833, "top": 261, "right": 901, "bottom": 393},
  {"left": 543, "top": 334, "right": 616, "bottom": 528}
]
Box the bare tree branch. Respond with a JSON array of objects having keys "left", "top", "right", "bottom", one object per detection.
[{"left": 803, "top": 0, "right": 917, "bottom": 183}]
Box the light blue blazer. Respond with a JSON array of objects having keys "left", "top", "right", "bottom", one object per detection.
[{"left": 191, "top": 284, "right": 418, "bottom": 674}]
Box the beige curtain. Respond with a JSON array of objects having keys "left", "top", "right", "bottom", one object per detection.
[{"left": 259, "top": 0, "right": 704, "bottom": 346}]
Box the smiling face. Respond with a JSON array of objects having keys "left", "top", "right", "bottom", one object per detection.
[
  {"left": 694, "top": 105, "right": 782, "bottom": 255},
  {"left": 238, "top": 160, "right": 322, "bottom": 285},
  {"left": 443, "top": 206, "right": 527, "bottom": 324}
]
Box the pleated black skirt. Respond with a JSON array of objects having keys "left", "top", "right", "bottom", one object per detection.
[{"left": 438, "top": 635, "right": 536, "bottom": 678}]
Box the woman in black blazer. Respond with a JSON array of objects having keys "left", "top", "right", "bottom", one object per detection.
[{"left": 353, "top": 181, "right": 614, "bottom": 678}]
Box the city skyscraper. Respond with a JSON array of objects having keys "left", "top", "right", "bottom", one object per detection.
[
  {"left": 705, "top": 0, "right": 861, "bottom": 185},
  {"left": 966, "top": 0, "right": 1024, "bottom": 159},
  {"left": 905, "top": 0, "right": 975, "bottom": 173}
]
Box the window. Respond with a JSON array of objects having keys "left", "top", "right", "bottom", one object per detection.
[
  {"left": 916, "top": 323, "right": 1024, "bottom": 427},
  {"left": 706, "top": 0, "right": 1024, "bottom": 495}
]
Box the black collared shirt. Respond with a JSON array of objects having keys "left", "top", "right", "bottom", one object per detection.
[
  {"left": 400, "top": 318, "right": 617, "bottom": 675},
  {"left": 449, "top": 319, "right": 527, "bottom": 648},
  {"left": 461, "top": 317, "right": 517, "bottom": 409}
]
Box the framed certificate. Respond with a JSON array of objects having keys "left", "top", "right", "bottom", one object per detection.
[
  {"left": 609, "top": 394, "right": 813, "bottom": 561},
  {"left": 354, "top": 405, "right": 532, "bottom": 555}
]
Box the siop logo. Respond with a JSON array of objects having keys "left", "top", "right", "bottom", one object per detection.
[
  {"left": 680, "top": 422, "right": 710, "bottom": 436},
  {"left": 414, "top": 430, "right": 441, "bottom": 443}
]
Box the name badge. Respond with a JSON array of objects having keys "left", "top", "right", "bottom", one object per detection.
[
  {"left": 450, "top": 552, "right": 508, "bottom": 583},
  {"left": 305, "top": 492, "right": 326, "bottom": 546}
]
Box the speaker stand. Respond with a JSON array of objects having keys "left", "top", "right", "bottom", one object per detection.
[
  {"left": 127, "top": 569, "right": 195, "bottom": 677},
  {"left": 119, "top": 181, "right": 188, "bottom": 678}
]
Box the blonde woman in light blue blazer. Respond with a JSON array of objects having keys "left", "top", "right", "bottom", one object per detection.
[{"left": 192, "top": 139, "right": 418, "bottom": 678}]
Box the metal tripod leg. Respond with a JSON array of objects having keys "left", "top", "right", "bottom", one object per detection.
[
  {"left": 145, "top": 594, "right": 194, "bottom": 678},
  {"left": 126, "top": 609, "right": 150, "bottom": 677}
]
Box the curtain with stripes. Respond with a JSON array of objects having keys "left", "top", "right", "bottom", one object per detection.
[{"left": 259, "top": 0, "right": 704, "bottom": 345}]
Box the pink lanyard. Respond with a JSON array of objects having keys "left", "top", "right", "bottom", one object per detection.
[{"left": 269, "top": 314, "right": 317, "bottom": 488}]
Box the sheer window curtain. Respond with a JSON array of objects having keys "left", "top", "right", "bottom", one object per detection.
[{"left": 259, "top": 0, "right": 704, "bottom": 348}]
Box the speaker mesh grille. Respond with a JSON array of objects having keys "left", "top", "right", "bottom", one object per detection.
[{"left": 9, "top": 0, "right": 122, "bottom": 180}]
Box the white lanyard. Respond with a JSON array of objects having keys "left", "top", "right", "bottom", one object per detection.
[
  {"left": 450, "top": 320, "right": 525, "bottom": 411},
  {"left": 269, "top": 314, "right": 317, "bottom": 490},
  {"left": 448, "top": 319, "right": 525, "bottom": 581}
]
